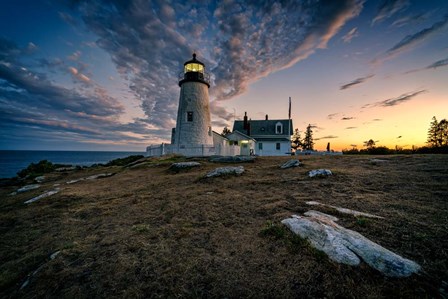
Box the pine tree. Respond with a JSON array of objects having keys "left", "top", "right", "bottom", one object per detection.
[
  {"left": 291, "top": 128, "right": 303, "bottom": 150},
  {"left": 427, "top": 116, "right": 439, "bottom": 147},
  {"left": 363, "top": 139, "right": 375, "bottom": 149},
  {"left": 222, "top": 126, "right": 231, "bottom": 136},
  {"left": 303, "top": 124, "right": 314, "bottom": 150},
  {"left": 438, "top": 119, "right": 448, "bottom": 146}
]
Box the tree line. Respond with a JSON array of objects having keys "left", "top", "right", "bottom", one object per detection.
[
  {"left": 343, "top": 116, "right": 448, "bottom": 155},
  {"left": 291, "top": 124, "right": 315, "bottom": 151}
]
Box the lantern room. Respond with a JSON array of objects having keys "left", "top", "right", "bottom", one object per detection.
[{"left": 179, "top": 53, "right": 210, "bottom": 87}]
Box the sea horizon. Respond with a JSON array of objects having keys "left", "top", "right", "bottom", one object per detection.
[{"left": 0, "top": 150, "right": 146, "bottom": 179}]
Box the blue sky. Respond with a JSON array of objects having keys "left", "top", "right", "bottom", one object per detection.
[{"left": 1, "top": 0, "right": 447, "bottom": 151}]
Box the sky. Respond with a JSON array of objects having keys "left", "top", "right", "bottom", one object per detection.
[{"left": 0, "top": 0, "right": 447, "bottom": 151}]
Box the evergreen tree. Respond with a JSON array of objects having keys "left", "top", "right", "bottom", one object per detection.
[
  {"left": 303, "top": 124, "right": 314, "bottom": 150},
  {"left": 427, "top": 116, "right": 439, "bottom": 147},
  {"left": 438, "top": 119, "right": 448, "bottom": 146},
  {"left": 291, "top": 128, "right": 303, "bottom": 151},
  {"left": 363, "top": 139, "right": 376, "bottom": 149},
  {"left": 222, "top": 126, "right": 231, "bottom": 136}
]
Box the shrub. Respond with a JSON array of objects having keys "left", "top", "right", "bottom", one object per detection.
[{"left": 17, "top": 160, "right": 57, "bottom": 178}]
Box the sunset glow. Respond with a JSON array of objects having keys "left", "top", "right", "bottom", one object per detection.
[{"left": 1, "top": 1, "right": 447, "bottom": 151}]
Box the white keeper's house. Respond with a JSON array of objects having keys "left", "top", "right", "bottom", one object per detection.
[
  {"left": 230, "top": 112, "right": 293, "bottom": 156},
  {"left": 146, "top": 53, "right": 293, "bottom": 157}
]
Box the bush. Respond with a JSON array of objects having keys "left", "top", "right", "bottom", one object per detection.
[{"left": 17, "top": 160, "right": 56, "bottom": 178}]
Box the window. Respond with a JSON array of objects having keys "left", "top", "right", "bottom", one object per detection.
[
  {"left": 276, "top": 143, "right": 281, "bottom": 150},
  {"left": 275, "top": 122, "right": 283, "bottom": 134},
  {"left": 185, "top": 63, "right": 204, "bottom": 73},
  {"left": 187, "top": 111, "right": 193, "bottom": 122},
  {"left": 258, "top": 143, "right": 263, "bottom": 150}
]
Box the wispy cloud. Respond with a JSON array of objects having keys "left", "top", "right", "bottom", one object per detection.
[
  {"left": 371, "top": 0, "right": 410, "bottom": 26},
  {"left": 345, "top": 126, "right": 357, "bottom": 129},
  {"left": 327, "top": 113, "right": 340, "bottom": 120},
  {"left": 373, "top": 15, "right": 448, "bottom": 63},
  {"left": 405, "top": 57, "right": 448, "bottom": 73},
  {"left": 342, "top": 27, "right": 358, "bottom": 43},
  {"left": 70, "top": 0, "right": 365, "bottom": 129},
  {"left": 340, "top": 74, "right": 374, "bottom": 90},
  {"left": 341, "top": 117, "right": 355, "bottom": 120},
  {"left": 374, "top": 90, "right": 427, "bottom": 107},
  {"left": 0, "top": 37, "right": 166, "bottom": 148},
  {"left": 315, "top": 135, "right": 338, "bottom": 141},
  {"left": 391, "top": 12, "right": 427, "bottom": 28}
]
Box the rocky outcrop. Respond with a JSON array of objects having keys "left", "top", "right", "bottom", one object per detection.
[
  {"left": 209, "top": 156, "right": 255, "bottom": 163},
  {"left": 280, "top": 160, "right": 301, "bottom": 169},
  {"left": 306, "top": 201, "right": 384, "bottom": 219},
  {"left": 169, "top": 162, "right": 201, "bottom": 172},
  {"left": 17, "top": 184, "right": 41, "bottom": 193},
  {"left": 205, "top": 166, "right": 244, "bottom": 178},
  {"left": 282, "top": 212, "right": 420, "bottom": 277},
  {"left": 24, "top": 188, "right": 60, "bottom": 204},
  {"left": 34, "top": 176, "right": 45, "bottom": 183},
  {"left": 66, "top": 173, "right": 115, "bottom": 184},
  {"left": 308, "top": 169, "right": 332, "bottom": 178}
]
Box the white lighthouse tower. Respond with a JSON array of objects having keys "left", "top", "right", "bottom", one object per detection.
[{"left": 172, "top": 53, "right": 214, "bottom": 155}]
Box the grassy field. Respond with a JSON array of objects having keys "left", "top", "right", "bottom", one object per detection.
[{"left": 1, "top": 155, "right": 447, "bottom": 298}]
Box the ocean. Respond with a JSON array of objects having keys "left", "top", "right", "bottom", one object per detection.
[{"left": 0, "top": 150, "right": 146, "bottom": 178}]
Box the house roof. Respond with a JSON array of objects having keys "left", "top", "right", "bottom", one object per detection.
[
  {"left": 212, "top": 131, "right": 229, "bottom": 141},
  {"left": 227, "top": 130, "right": 256, "bottom": 141},
  {"left": 232, "top": 119, "right": 293, "bottom": 137}
]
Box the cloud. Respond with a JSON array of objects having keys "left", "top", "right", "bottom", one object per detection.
[
  {"left": 315, "top": 135, "right": 338, "bottom": 141},
  {"left": 67, "top": 66, "right": 91, "bottom": 85},
  {"left": 340, "top": 74, "right": 374, "bottom": 90},
  {"left": 327, "top": 113, "right": 340, "bottom": 119},
  {"left": 426, "top": 57, "right": 448, "bottom": 69},
  {"left": 391, "top": 12, "right": 427, "bottom": 28},
  {"left": 405, "top": 57, "right": 448, "bottom": 73},
  {"left": 374, "top": 90, "right": 427, "bottom": 107},
  {"left": 371, "top": 0, "right": 410, "bottom": 26},
  {"left": 342, "top": 27, "right": 358, "bottom": 43},
  {"left": 341, "top": 117, "right": 355, "bottom": 120},
  {"left": 372, "top": 118, "right": 382, "bottom": 121},
  {"left": 67, "top": 51, "right": 81, "bottom": 61},
  {"left": 0, "top": 37, "right": 167, "bottom": 148},
  {"left": 68, "top": 0, "right": 364, "bottom": 130},
  {"left": 373, "top": 15, "right": 448, "bottom": 63},
  {"left": 345, "top": 127, "right": 357, "bottom": 129}
]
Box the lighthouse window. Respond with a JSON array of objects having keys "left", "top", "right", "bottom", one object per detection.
[
  {"left": 185, "top": 63, "right": 204, "bottom": 73},
  {"left": 187, "top": 111, "right": 193, "bottom": 122}
]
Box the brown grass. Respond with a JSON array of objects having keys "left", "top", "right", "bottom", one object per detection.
[{"left": 1, "top": 155, "right": 447, "bottom": 298}]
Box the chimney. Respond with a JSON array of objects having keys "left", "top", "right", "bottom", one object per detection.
[
  {"left": 243, "top": 112, "right": 248, "bottom": 130},
  {"left": 265, "top": 114, "right": 268, "bottom": 120}
]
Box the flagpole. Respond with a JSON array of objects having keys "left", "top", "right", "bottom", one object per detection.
[{"left": 288, "top": 97, "right": 291, "bottom": 154}]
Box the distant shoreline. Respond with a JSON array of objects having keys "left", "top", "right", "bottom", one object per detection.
[{"left": 0, "top": 150, "right": 145, "bottom": 179}]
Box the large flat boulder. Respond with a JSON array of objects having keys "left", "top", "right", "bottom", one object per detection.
[
  {"left": 169, "top": 162, "right": 201, "bottom": 172},
  {"left": 205, "top": 166, "right": 244, "bottom": 178},
  {"left": 309, "top": 169, "right": 332, "bottom": 178},
  {"left": 280, "top": 160, "right": 301, "bottom": 169},
  {"left": 209, "top": 156, "right": 255, "bottom": 163},
  {"left": 282, "top": 211, "right": 420, "bottom": 277}
]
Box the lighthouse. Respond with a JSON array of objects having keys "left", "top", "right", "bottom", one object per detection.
[{"left": 173, "top": 53, "right": 214, "bottom": 154}]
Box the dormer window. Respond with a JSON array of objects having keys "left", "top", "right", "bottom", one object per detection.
[{"left": 275, "top": 122, "right": 283, "bottom": 134}]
